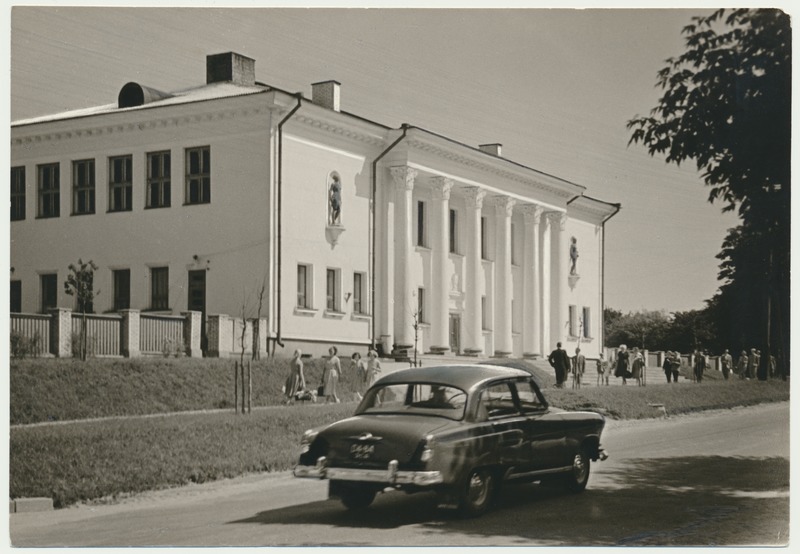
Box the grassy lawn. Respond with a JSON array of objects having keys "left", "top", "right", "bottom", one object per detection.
[{"left": 9, "top": 357, "right": 789, "bottom": 508}]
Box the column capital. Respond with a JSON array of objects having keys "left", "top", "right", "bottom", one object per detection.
[
  {"left": 429, "top": 176, "right": 453, "bottom": 200},
  {"left": 463, "top": 186, "right": 486, "bottom": 209},
  {"left": 390, "top": 166, "right": 417, "bottom": 191},
  {"left": 492, "top": 195, "right": 516, "bottom": 218},
  {"left": 520, "top": 204, "right": 544, "bottom": 225},
  {"left": 545, "top": 211, "right": 567, "bottom": 230}
]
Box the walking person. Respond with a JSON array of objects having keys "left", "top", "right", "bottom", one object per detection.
[
  {"left": 571, "top": 347, "right": 585, "bottom": 389},
  {"left": 349, "top": 352, "right": 367, "bottom": 400},
  {"left": 720, "top": 349, "right": 733, "bottom": 380},
  {"left": 631, "top": 347, "right": 645, "bottom": 386},
  {"left": 747, "top": 348, "right": 757, "bottom": 379},
  {"left": 693, "top": 349, "right": 706, "bottom": 383},
  {"left": 364, "top": 349, "right": 382, "bottom": 389},
  {"left": 737, "top": 350, "right": 749, "bottom": 379},
  {"left": 547, "top": 342, "right": 571, "bottom": 388},
  {"left": 284, "top": 349, "right": 305, "bottom": 405},
  {"left": 663, "top": 351, "right": 674, "bottom": 383},
  {"left": 613, "top": 345, "right": 630, "bottom": 385},
  {"left": 670, "top": 351, "right": 681, "bottom": 383},
  {"left": 596, "top": 352, "right": 608, "bottom": 386},
  {"left": 322, "top": 346, "right": 342, "bottom": 403}
]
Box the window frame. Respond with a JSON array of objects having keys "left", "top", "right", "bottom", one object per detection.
[
  {"left": 449, "top": 208, "right": 458, "bottom": 254},
  {"left": 37, "top": 163, "right": 60, "bottom": 219},
  {"left": 326, "top": 268, "right": 341, "bottom": 312},
  {"left": 582, "top": 306, "right": 592, "bottom": 339},
  {"left": 72, "top": 159, "right": 96, "bottom": 215},
  {"left": 185, "top": 146, "right": 211, "bottom": 205},
  {"left": 108, "top": 155, "right": 133, "bottom": 212},
  {"left": 417, "top": 286, "right": 426, "bottom": 324},
  {"left": 40, "top": 273, "right": 58, "bottom": 313},
  {"left": 416, "top": 200, "right": 426, "bottom": 247},
  {"left": 10, "top": 280, "right": 22, "bottom": 313},
  {"left": 150, "top": 267, "right": 169, "bottom": 311},
  {"left": 480, "top": 216, "right": 488, "bottom": 260},
  {"left": 11, "top": 166, "right": 26, "bottom": 221},
  {"left": 297, "top": 264, "right": 311, "bottom": 309},
  {"left": 146, "top": 150, "right": 171, "bottom": 209},
  {"left": 353, "top": 271, "right": 366, "bottom": 314},
  {"left": 569, "top": 304, "right": 578, "bottom": 337}
]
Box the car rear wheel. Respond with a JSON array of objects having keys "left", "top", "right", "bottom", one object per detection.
[
  {"left": 565, "top": 448, "right": 590, "bottom": 493},
  {"left": 335, "top": 482, "right": 377, "bottom": 510},
  {"left": 459, "top": 468, "right": 495, "bottom": 517}
]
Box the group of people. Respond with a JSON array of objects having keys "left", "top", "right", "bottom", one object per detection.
[
  {"left": 283, "top": 346, "right": 383, "bottom": 404},
  {"left": 660, "top": 347, "right": 775, "bottom": 384},
  {"left": 547, "top": 342, "right": 587, "bottom": 389},
  {"left": 608, "top": 344, "right": 647, "bottom": 386}
]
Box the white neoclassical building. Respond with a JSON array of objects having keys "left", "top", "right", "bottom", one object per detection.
[{"left": 10, "top": 52, "right": 619, "bottom": 359}]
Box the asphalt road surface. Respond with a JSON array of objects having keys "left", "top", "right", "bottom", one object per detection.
[{"left": 9, "top": 401, "right": 790, "bottom": 547}]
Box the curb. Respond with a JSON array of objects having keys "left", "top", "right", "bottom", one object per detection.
[{"left": 10, "top": 498, "right": 54, "bottom": 513}]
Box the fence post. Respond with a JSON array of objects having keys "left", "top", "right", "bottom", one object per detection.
[
  {"left": 49, "top": 308, "right": 73, "bottom": 358},
  {"left": 120, "top": 309, "right": 141, "bottom": 358},
  {"left": 207, "top": 314, "right": 232, "bottom": 358},
  {"left": 181, "top": 310, "right": 203, "bottom": 358}
]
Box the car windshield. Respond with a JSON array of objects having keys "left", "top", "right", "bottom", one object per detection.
[{"left": 357, "top": 382, "right": 467, "bottom": 420}]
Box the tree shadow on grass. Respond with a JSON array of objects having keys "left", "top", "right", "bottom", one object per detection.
[{"left": 230, "top": 456, "right": 789, "bottom": 546}]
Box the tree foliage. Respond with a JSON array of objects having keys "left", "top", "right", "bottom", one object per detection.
[
  {"left": 64, "top": 259, "right": 99, "bottom": 361},
  {"left": 627, "top": 9, "right": 790, "bottom": 376}
]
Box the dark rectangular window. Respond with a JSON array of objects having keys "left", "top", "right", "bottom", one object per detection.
[
  {"left": 480, "top": 216, "right": 487, "bottom": 259},
  {"left": 10, "top": 280, "right": 22, "bottom": 313},
  {"left": 72, "top": 159, "right": 95, "bottom": 215},
  {"left": 510, "top": 223, "right": 517, "bottom": 265},
  {"left": 417, "top": 287, "right": 426, "bottom": 323},
  {"left": 416, "top": 200, "right": 425, "bottom": 247},
  {"left": 481, "top": 295, "right": 488, "bottom": 330},
  {"left": 147, "top": 151, "right": 171, "bottom": 208},
  {"left": 297, "top": 264, "right": 309, "bottom": 308},
  {"left": 449, "top": 209, "right": 458, "bottom": 253},
  {"left": 37, "top": 163, "right": 60, "bottom": 218},
  {"left": 40, "top": 273, "right": 57, "bottom": 313},
  {"left": 353, "top": 272, "right": 364, "bottom": 314},
  {"left": 185, "top": 146, "right": 211, "bottom": 204},
  {"left": 11, "top": 166, "right": 25, "bottom": 221},
  {"left": 113, "top": 269, "right": 131, "bottom": 311},
  {"left": 150, "top": 267, "right": 169, "bottom": 310},
  {"left": 326, "top": 268, "right": 339, "bottom": 311},
  {"left": 583, "top": 307, "right": 591, "bottom": 338},
  {"left": 109, "top": 155, "right": 133, "bottom": 212},
  {"left": 569, "top": 305, "right": 578, "bottom": 337}
]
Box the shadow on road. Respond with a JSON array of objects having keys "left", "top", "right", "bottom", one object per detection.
[{"left": 230, "top": 456, "right": 789, "bottom": 546}]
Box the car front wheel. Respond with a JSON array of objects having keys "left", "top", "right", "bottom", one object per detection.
[
  {"left": 459, "top": 468, "right": 495, "bottom": 517},
  {"left": 565, "top": 448, "right": 590, "bottom": 493}
]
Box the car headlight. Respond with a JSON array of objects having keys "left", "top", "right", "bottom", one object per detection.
[
  {"left": 420, "top": 434, "right": 435, "bottom": 463},
  {"left": 301, "top": 429, "right": 319, "bottom": 454}
]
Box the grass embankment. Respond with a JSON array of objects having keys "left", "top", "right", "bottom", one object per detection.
[{"left": 9, "top": 357, "right": 789, "bottom": 508}]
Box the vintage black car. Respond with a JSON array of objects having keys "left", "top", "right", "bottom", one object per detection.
[{"left": 293, "top": 364, "right": 608, "bottom": 516}]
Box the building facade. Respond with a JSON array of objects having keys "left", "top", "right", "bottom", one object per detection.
[{"left": 10, "top": 52, "right": 619, "bottom": 359}]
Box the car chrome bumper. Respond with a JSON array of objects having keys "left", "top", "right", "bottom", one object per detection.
[{"left": 293, "top": 457, "right": 443, "bottom": 486}]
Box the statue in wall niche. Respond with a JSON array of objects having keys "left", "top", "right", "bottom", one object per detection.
[
  {"left": 570, "top": 237, "right": 579, "bottom": 275},
  {"left": 329, "top": 174, "right": 342, "bottom": 225}
]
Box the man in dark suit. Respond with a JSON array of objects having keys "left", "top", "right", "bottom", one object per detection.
[{"left": 548, "top": 342, "right": 571, "bottom": 388}]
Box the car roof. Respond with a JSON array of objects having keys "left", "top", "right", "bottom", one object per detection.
[{"left": 374, "top": 364, "right": 532, "bottom": 391}]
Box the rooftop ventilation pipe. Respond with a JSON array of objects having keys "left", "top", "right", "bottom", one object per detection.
[{"left": 118, "top": 82, "right": 173, "bottom": 108}]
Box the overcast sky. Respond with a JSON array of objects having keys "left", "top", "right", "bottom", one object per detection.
[{"left": 8, "top": 4, "right": 745, "bottom": 314}]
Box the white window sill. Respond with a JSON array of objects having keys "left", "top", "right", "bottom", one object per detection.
[
  {"left": 323, "top": 309, "right": 346, "bottom": 319},
  {"left": 351, "top": 313, "right": 372, "bottom": 322},
  {"left": 294, "top": 307, "right": 317, "bottom": 317},
  {"left": 415, "top": 245, "right": 431, "bottom": 253}
]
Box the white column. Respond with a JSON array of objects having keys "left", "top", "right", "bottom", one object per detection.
[
  {"left": 377, "top": 168, "right": 395, "bottom": 354},
  {"left": 464, "top": 186, "right": 486, "bottom": 353},
  {"left": 430, "top": 176, "right": 453, "bottom": 352},
  {"left": 493, "top": 196, "right": 515, "bottom": 356},
  {"left": 390, "top": 166, "right": 417, "bottom": 349},
  {"left": 521, "top": 204, "right": 543, "bottom": 357},
  {"left": 540, "top": 213, "right": 552, "bottom": 351},
  {"left": 548, "top": 211, "right": 568, "bottom": 345}
]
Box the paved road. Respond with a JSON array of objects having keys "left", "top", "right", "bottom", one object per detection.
[{"left": 9, "top": 402, "right": 789, "bottom": 547}]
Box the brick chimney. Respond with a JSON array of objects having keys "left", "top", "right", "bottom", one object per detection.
[
  {"left": 479, "top": 143, "right": 502, "bottom": 157},
  {"left": 311, "top": 80, "right": 341, "bottom": 112},
  {"left": 206, "top": 52, "right": 256, "bottom": 86}
]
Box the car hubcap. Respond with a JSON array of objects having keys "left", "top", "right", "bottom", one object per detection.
[
  {"left": 573, "top": 453, "right": 587, "bottom": 482},
  {"left": 467, "top": 472, "right": 489, "bottom": 504}
]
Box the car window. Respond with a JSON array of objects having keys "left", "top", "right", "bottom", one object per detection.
[
  {"left": 477, "top": 381, "right": 519, "bottom": 420},
  {"left": 515, "top": 379, "right": 546, "bottom": 414},
  {"left": 357, "top": 382, "right": 466, "bottom": 420}
]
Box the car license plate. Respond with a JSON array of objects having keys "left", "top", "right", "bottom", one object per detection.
[{"left": 350, "top": 443, "right": 375, "bottom": 460}]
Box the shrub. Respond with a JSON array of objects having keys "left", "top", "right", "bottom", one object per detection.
[
  {"left": 10, "top": 330, "right": 41, "bottom": 359},
  {"left": 70, "top": 331, "right": 96, "bottom": 359}
]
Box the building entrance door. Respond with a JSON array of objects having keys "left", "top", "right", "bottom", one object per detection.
[
  {"left": 449, "top": 313, "right": 461, "bottom": 355},
  {"left": 188, "top": 270, "right": 207, "bottom": 352}
]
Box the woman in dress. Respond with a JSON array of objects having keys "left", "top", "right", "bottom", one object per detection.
[
  {"left": 284, "top": 349, "right": 305, "bottom": 404},
  {"left": 614, "top": 344, "right": 630, "bottom": 385},
  {"left": 365, "top": 349, "right": 382, "bottom": 389},
  {"left": 322, "top": 346, "right": 342, "bottom": 403},
  {"left": 631, "top": 347, "right": 645, "bottom": 386},
  {"left": 349, "top": 352, "right": 367, "bottom": 399}
]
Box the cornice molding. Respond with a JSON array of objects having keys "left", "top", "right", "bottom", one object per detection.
[
  {"left": 11, "top": 105, "right": 270, "bottom": 147},
  {"left": 293, "top": 113, "right": 387, "bottom": 147},
  {"left": 406, "top": 136, "right": 578, "bottom": 201}
]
